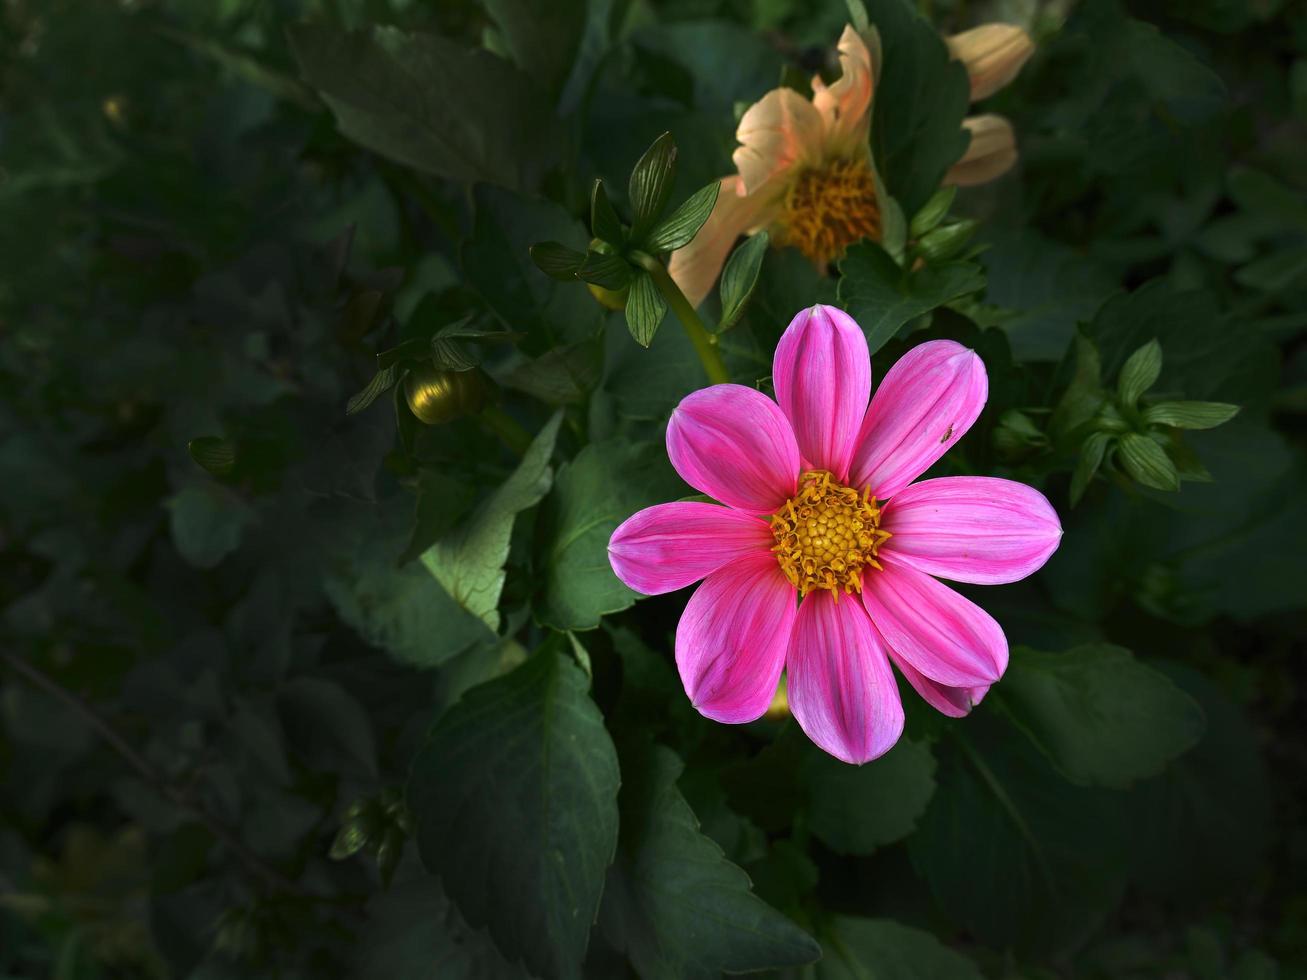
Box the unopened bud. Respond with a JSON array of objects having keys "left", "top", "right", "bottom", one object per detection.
[{"left": 946, "top": 24, "right": 1035, "bottom": 101}]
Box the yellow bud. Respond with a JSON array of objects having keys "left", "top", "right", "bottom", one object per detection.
[
  {"left": 945, "top": 114, "right": 1018, "bottom": 187},
  {"left": 586, "top": 281, "right": 629, "bottom": 310},
  {"left": 102, "top": 94, "right": 128, "bottom": 126},
  {"left": 946, "top": 24, "right": 1035, "bottom": 102},
  {"left": 403, "top": 365, "right": 486, "bottom": 425}
]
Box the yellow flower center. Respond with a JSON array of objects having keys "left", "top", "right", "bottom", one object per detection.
[
  {"left": 774, "top": 158, "right": 882, "bottom": 268},
  {"left": 770, "top": 470, "right": 891, "bottom": 598}
]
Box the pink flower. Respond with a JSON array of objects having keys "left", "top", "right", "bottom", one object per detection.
[{"left": 608, "top": 306, "right": 1062, "bottom": 764}]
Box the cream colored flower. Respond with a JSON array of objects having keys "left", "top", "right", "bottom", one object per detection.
[{"left": 669, "top": 22, "right": 1034, "bottom": 308}]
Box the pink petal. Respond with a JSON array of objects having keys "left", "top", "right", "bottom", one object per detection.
[
  {"left": 889, "top": 649, "right": 990, "bottom": 719},
  {"left": 880, "top": 477, "right": 1062, "bottom": 585},
  {"left": 786, "top": 590, "right": 904, "bottom": 764},
  {"left": 860, "top": 559, "right": 1008, "bottom": 689},
  {"left": 676, "top": 553, "right": 797, "bottom": 724},
  {"left": 848, "top": 340, "right": 988, "bottom": 499},
  {"left": 667, "top": 384, "right": 800, "bottom": 515},
  {"left": 772, "top": 305, "right": 872, "bottom": 480},
  {"left": 608, "top": 502, "right": 776, "bottom": 595}
]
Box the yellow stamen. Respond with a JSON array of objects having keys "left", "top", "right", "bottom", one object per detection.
[
  {"left": 774, "top": 158, "right": 881, "bottom": 268},
  {"left": 770, "top": 469, "right": 891, "bottom": 598}
]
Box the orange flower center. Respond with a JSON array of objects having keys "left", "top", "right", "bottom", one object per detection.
[
  {"left": 770, "top": 470, "right": 891, "bottom": 598},
  {"left": 774, "top": 158, "right": 882, "bottom": 268}
]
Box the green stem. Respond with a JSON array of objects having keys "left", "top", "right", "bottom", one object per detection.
[
  {"left": 630, "top": 252, "right": 730, "bottom": 385},
  {"left": 480, "top": 404, "right": 533, "bottom": 456}
]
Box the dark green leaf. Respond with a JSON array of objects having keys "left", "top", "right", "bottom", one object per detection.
[
  {"left": 346, "top": 362, "right": 402, "bottom": 416},
  {"left": 535, "top": 438, "right": 685, "bottom": 631},
  {"left": 624, "top": 271, "right": 667, "bottom": 347},
  {"left": 628, "top": 132, "right": 678, "bottom": 240},
  {"left": 530, "top": 241, "right": 586, "bottom": 281},
  {"left": 997, "top": 645, "right": 1205, "bottom": 789},
  {"left": 329, "top": 818, "right": 373, "bottom": 861},
  {"left": 718, "top": 232, "right": 769, "bottom": 332},
  {"left": 409, "top": 650, "right": 620, "bottom": 980},
  {"left": 420, "top": 412, "right": 562, "bottom": 632},
  {"left": 325, "top": 504, "right": 496, "bottom": 669},
  {"left": 502, "top": 341, "right": 603, "bottom": 406},
  {"left": 644, "top": 181, "right": 721, "bottom": 252},
  {"left": 910, "top": 715, "right": 1128, "bottom": 954},
  {"left": 1085, "top": 281, "right": 1277, "bottom": 411},
  {"left": 288, "top": 24, "right": 557, "bottom": 189},
  {"left": 355, "top": 875, "right": 530, "bottom": 979},
  {"left": 187, "top": 437, "right": 237, "bottom": 478},
  {"left": 802, "top": 737, "right": 936, "bottom": 855},
  {"left": 837, "top": 240, "right": 985, "bottom": 354},
  {"left": 463, "top": 185, "right": 602, "bottom": 346},
  {"left": 482, "top": 0, "right": 586, "bottom": 96},
  {"left": 864, "top": 0, "right": 972, "bottom": 215},
  {"left": 591, "top": 179, "right": 624, "bottom": 246},
  {"left": 809, "top": 915, "right": 984, "bottom": 979},
  {"left": 600, "top": 741, "right": 821, "bottom": 979},
  {"left": 166, "top": 484, "right": 256, "bottom": 569},
  {"left": 577, "top": 250, "right": 634, "bottom": 291},
  {"left": 1125, "top": 663, "right": 1272, "bottom": 900},
  {"left": 1070, "top": 431, "right": 1112, "bottom": 506}
]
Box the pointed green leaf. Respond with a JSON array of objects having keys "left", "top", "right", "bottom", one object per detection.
[
  {"left": 1143, "top": 401, "right": 1241, "bottom": 430},
  {"left": 409, "top": 650, "right": 620, "bottom": 980},
  {"left": 624, "top": 271, "right": 667, "bottom": 347},
  {"left": 187, "top": 437, "right": 237, "bottom": 478},
  {"left": 908, "top": 185, "right": 957, "bottom": 238},
  {"left": 600, "top": 742, "right": 821, "bottom": 979},
  {"left": 420, "top": 413, "right": 562, "bottom": 631},
  {"left": 1070, "top": 431, "right": 1112, "bottom": 506},
  {"left": 718, "top": 232, "right": 769, "bottom": 331},
  {"left": 1118, "top": 432, "right": 1179, "bottom": 491},
  {"left": 628, "top": 132, "right": 678, "bottom": 240},
  {"left": 577, "top": 249, "right": 634, "bottom": 291},
  {"left": 529, "top": 241, "right": 586, "bottom": 281},
  {"left": 591, "top": 179, "right": 624, "bottom": 246},
  {"left": 643, "top": 181, "right": 721, "bottom": 252},
  {"left": 1117, "top": 339, "right": 1163, "bottom": 406},
  {"left": 1051, "top": 329, "right": 1107, "bottom": 442},
  {"left": 346, "top": 362, "right": 402, "bottom": 415},
  {"left": 914, "top": 219, "right": 977, "bottom": 263}
]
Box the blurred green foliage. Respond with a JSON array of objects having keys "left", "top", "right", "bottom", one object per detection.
[{"left": 1, "top": 0, "right": 1305, "bottom": 978}]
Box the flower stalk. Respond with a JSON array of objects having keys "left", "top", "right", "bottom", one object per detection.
[{"left": 630, "top": 250, "right": 730, "bottom": 385}]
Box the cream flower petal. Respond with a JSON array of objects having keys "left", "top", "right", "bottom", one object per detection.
[
  {"left": 667, "top": 175, "right": 784, "bottom": 309},
  {"left": 733, "top": 87, "right": 825, "bottom": 196},
  {"left": 945, "top": 114, "right": 1018, "bottom": 186},
  {"left": 811, "top": 24, "right": 875, "bottom": 152},
  {"left": 945, "top": 23, "right": 1035, "bottom": 102}
]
